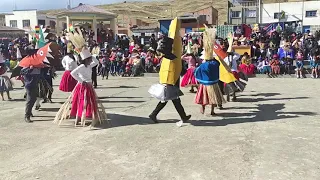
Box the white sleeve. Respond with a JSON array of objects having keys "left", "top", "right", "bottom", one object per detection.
[
  {"left": 90, "top": 56, "right": 99, "bottom": 68},
  {"left": 70, "top": 65, "right": 84, "bottom": 83},
  {"left": 61, "top": 56, "right": 67, "bottom": 68},
  {"left": 233, "top": 53, "right": 241, "bottom": 61}
]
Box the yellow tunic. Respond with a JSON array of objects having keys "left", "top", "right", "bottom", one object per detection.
[{"left": 159, "top": 18, "right": 182, "bottom": 85}]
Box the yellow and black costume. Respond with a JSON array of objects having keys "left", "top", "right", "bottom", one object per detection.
[{"left": 148, "top": 18, "right": 191, "bottom": 124}]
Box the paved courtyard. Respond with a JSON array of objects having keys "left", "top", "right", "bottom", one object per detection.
[{"left": 0, "top": 75, "right": 320, "bottom": 180}]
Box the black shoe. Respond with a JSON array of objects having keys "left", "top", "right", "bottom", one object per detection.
[
  {"left": 25, "top": 117, "right": 33, "bottom": 123},
  {"left": 218, "top": 105, "right": 223, "bottom": 110},
  {"left": 35, "top": 105, "right": 41, "bottom": 110},
  {"left": 149, "top": 114, "right": 159, "bottom": 123},
  {"left": 182, "top": 115, "right": 191, "bottom": 123}
]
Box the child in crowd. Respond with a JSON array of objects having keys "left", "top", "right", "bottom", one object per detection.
[
  {"left": 270, "top": 54, "right": 281, "bottom": 75},
  {"left": 295, "top": 50, "right": 304, "bottom": 78},
  {"left": 310, "top": 54, "right": 319, "bottom": 78},
  {"left": 262, "top": 57, "right": 272, "bottom": 75}
]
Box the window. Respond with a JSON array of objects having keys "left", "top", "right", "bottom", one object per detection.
[
  {"left": 246, "top": 10, "right": 256, "bottom": 18},
  {"left": 306, "top": 10, "right": 317, "bottom": 17},
  {"left": 231, "top": 11, "right": 241, "bottom": 18},
  {"left": 22, "top": 20, "right": 30, "bottom": 28},
  {"left": 49, "top": 20, "right": 56, "bottom": 29},
  {"left": 9, "top": 20, "right": 17, "bottom": 27},
  {"left": 38, "top": 20, "right": 45, "bottom": 27}
]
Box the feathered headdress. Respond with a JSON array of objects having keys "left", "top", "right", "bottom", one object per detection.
[
  {"left": 67, "top": 28, "right": 91, "bottom": 60},
  {"left": 202, "top": 25, "right": 216, "bottom": 60}
]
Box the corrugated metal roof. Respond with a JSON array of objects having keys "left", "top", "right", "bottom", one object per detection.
[{"left": 58, "top": 4, "right": 117, "bottom": 17}]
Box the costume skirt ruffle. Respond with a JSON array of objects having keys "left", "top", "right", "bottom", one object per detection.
[
  {"left": 181, "top": 67, "right": 198, "bottom": 87},
  {"left": 224, "top": 71, "right": 247, "bottom": 94},
  {"left": 54, "top": 82, "right": 108, "bottom": 127},
  {"left": 0, "top": 76, "right": 13, "bottom": 92},
  {"left": 195, "top": 84, "right": 226, "bottom": 106},
  {"left": 59, "top": 70, "right": 77, "bottom": 92}
]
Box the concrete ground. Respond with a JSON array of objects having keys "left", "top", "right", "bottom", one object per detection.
[{"left": 0, "top": 75, "right": 320, "bottom": 180}]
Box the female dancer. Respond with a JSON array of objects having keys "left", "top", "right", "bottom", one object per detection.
[
  {"left": 181, "top": 44, "right": 200, "bottom": 92},
  {"left": 59, "top": 49, "right": 78, "bottom": 92},
  {"left": 195, "top": 27, "right": 226, "bottom": 115},
  {"left": 55, "top": 29, "right": 107, "bottom": 127}
]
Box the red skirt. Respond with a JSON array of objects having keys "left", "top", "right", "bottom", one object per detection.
[
  {"left": 70, "top": 83, "right": 99, "bottom": 119},
  {"left": 181, "top": 67, "right": 198, "bottom": 87},
  {"left": 59, "top": 70, "right": 77, "bottom": 92},
  {"left": 239, "top": 64, "right": 255, "bottom": 76}
]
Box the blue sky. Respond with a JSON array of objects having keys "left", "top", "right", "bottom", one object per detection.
[{"left": 0, "top": 0, "right": 149, "bottom": 12}]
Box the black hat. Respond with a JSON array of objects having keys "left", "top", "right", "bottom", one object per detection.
[{"left": 157, "top": 36, "right": 177, "bottom": 60}]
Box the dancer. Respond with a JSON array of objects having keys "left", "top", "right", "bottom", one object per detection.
[
  {"left": 54, "top": 28, "right": 107, "bottom": 127},
  {"left": 148, "top": 17, "right": 191, "bottom": 126},
  {"left": 0, "top": 52, "right": 12, "bottom": 101},
  {"left": 91, "top": 42, "right": 100, "bottom": 88},
  {"left": 59, "top": 45, "right": 78, "bottom": 92},
  {"left": 194, "top": 26, "right": 226, "bottom": 115},
  {"left": 180, "top": 44, "right": 200, "bottom": 93}
]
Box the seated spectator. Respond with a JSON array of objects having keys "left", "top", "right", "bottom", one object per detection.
[
  {"left": 283, "top": 55, "right": 293, "bottom": 75},
  {"left": 256, "top": 57, "right": 264, "bottom": 74},
  {"left": 239, "top": 53, "right": 255, "bottom": 76},
  {"left": 262, "top": 57, "right": 272, "bottom": 75},
  {"left": 270, "top": 54, "right": 281, "bottom": 75}
]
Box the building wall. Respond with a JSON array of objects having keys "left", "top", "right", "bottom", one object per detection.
[
  {"left": 262, "top": 1, "right": 320, "bottom": 26},
  {"left": 192, "top": 6, "right": 219, "bottom": 25},
  {"left": 229, "top": 2, "right": 259, "bottom": 25},
  {"left": 5, "top": 10, "right": 38, "bottom": 30}
]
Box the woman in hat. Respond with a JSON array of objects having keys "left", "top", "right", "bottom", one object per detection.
[
  {"left": 55, "top": 28, "right": 107, "bottom": 126},
  {"left": 59, "top": 43, "right": 78, "bottom": 92},
  {"left": 0, "top": 51, "right": 12, "bottom": 101},
  {"left": 181, "top": 44, "right": 200, "bottom": 93},
  {"left": 194, "top": 27, "right": 226, "bottom": 115}
]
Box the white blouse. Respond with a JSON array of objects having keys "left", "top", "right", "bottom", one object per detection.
[
  {"left": 70, "top": 56, "right": 99, "bottom": 83},
  {"left": 61, "top": 55, "right": 78, "bottom": 71}
]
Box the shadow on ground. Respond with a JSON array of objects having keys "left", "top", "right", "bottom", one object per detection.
[{"left": 190, "top": 103, "right": 316, "bottom": 127}]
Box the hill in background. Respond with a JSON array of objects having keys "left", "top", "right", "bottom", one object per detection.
[{"left": 41, "top": 0, "right": 309, "bottom": 25}]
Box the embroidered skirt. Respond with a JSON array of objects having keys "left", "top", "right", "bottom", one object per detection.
[
  {"left": 181, "top": 67, "right": 198, "bottom": 87},
  {"left": 59, "top": 70, "right": 77, "bottom": 92},
  {"left": 0, "top": 76, "right": 13, "bottom": 92},
  {"left": 195, "top": 84, "right": 226, "bottom": 106}
]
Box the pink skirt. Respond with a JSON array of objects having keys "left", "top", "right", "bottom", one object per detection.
[
  {"left": 181, "top": 67, "right": 198, "bottom": 87},
  {"left": 239, "top": 64, "right": 255, "bottom": 76},
  {"left": 195, "top": 84, "right": 226, "bottom": 106},
  {"left": 59, "top": 70, "right": 77, "bottom": 92},
  {"left": 70, "top": 83, "right": 99, "bottom": 119}
]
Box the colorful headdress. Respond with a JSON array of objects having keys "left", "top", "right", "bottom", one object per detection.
[
  {"left": 202, "top": 25, "right": 216, "bottom": 60},
  {"left": 67, "top": 28, "right": 91, "bottom": 60}
]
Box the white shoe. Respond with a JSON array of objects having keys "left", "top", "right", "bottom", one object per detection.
[{"left": 176, "top": 120, "right": 184, "bottom": 127}]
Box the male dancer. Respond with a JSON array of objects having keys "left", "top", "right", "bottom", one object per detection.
[
  {"left": 22, "top": 65, "right": 41, "bottom": 123},
  {"left": 149, "top": 18, "right": 191, "bottom": 126}
]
